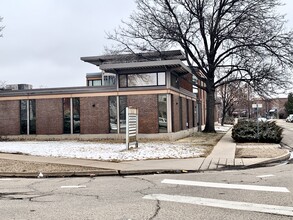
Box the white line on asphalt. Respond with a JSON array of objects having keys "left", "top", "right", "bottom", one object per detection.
[
  {"left": 256, "top": 174, "right": 275, "bottom": 178},
  {"left": 162, "top": 179, "right": 290, "bottom": 193},
  {"left": 143, "top": 194, "right": 293, "bottom": 217},
  {"left": 60, "top": 185, "right": 86, "bottom": 189},
  {"left": 0, "top": 178, "right": 13, "bottom": 181}
]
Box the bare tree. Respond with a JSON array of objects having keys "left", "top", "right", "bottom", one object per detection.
[
  {"left": 285, "top": 93, "right": 293, "bottom": 115},
  {"left": 108, "top": 0, "right": 293, "bottom": 132},
  {"left": 217, "top": 81, "right": 247, "bottom": 125}
]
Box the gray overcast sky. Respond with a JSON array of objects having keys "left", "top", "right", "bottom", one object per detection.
[{"left": 0, "top": 0, "right": 292, "bottom": 88}]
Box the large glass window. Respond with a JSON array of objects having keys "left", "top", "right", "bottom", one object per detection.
[
  {"left": 104, "top": 75, "right": 116, "bottom": 86},
  {"left": 63, "top": 98, "right": 71, "bottom": 134},
  {"left": 128, "top": 73, "right": 157, "bottom": 87},
  {"left": 191, "top": 100, "right": 194, "bottom": 128},
  {"left": 158, "top": 94, "right": 167, "bottom": 133},
  {"left": 109, "top": 96, "right": 117, "bottom": 133},
  {"left": 20, "top": 100, "right": 36, "bottom": 135},
  {"left": 63, "top": 98, "right": 80, "bottom": 134},
  {"left": 20, "top": 100, "right": 28, "bottom": 135},
  {"left": 158, "top": 72, "right": 166, "bottom": 86},
  {"left": 119, "top": 75, "right": 127, "bottom": 88},
  {"left": 119, "top": 96, "right": 127, "bottom": 133},
  {"left": 109, "top": 96, "right": 127, "bottom": 133},
  {"left": 29, "top": 100, "right": 36, "bottom": 134},
  {"left": 171, "top": 73, "right": 180, "bottom": 88},
  {"left": 88, "top": 79, "right": 102, "bottom": 86},
  {"left": 119, "top": 72, "right": 166, "bottom": 88},
  {"left": 73, "top": 98, "right": 80, "bottom": 134}
]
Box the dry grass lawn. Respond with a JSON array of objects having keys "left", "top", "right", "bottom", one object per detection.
[
  {"left": 175, "top": 132, "right": 225, "bottom": 157},
  {"left": 235, "top": 144, "right": 288, "bottom": 158}
]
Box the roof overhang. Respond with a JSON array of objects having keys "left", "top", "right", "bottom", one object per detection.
[
  {"left": 80, "top": 50, "right": 186, "bottom": 66},
  {"left": 99, "top": 59, "right": 191, "bottom": 75}
]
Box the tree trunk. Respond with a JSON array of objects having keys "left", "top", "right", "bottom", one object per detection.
[
  {"left": 203, "top": 89, "right": 216, "bottom": 133},
  {"left": 221, "top": 111, "right": 226, "bottom": 126}
]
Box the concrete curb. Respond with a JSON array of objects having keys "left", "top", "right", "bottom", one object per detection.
[
  {"left": 0, "top": 169, "right": 196, "bottom": 178},
  {"left": 0, "top": 170, "right": 119, "bottom": 178},
  {"left": 117, "top": 169, "right": 188, "bottom": 176},
  {"left": 244, "top": 150, "right": 291, "bottom": 168}
]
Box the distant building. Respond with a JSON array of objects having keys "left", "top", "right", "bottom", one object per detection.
[
  {"left": 5, "top": 84, "right": 32, "bottom": 90},
  {"left": 232, "top": 97, "right": 287, "bottom": 119}
]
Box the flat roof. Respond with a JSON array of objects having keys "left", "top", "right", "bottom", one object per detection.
[
  {"left": 80, "top": 50, "right": 186, "bottom": 66},
  {"left": 86, "top": 72, "right": 102, "bottom": 78},
  {"left": 0, "top": 86, "right": 117, "bottom": 97}
]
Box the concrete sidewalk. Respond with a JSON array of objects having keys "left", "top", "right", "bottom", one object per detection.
[{"left": 0, "top": 129, "right": 291, "bottom": 177}]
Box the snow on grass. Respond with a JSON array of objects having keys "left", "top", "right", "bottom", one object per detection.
[{"left": 0, "top": 141, "right": 205, "bottom": 161}]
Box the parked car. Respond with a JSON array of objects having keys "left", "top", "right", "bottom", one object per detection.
[
  {"left": 257, "top": 117, "right": 267, "bottom": 122},
  {"left": 286, "top": 114, "right": 293, "bottom": 122},
  {"left": 159, "top": 117, "right": 167, "bottom": 127}
]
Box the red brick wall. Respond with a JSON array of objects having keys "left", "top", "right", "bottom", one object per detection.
[
  {"left": 188, "top": 99, "right": 194, "bottom": 128},
  {"left": 128, "top": 94, "right": 158, "bottom": 133},
  {"left": 80, "top": 97, "right": 109, "bottom": 134},
  {"left": 36, "top": 99, "right": 63, "bottom": 135},
  {"left": 0, "top": 101, "right": 20, "bottom": 135},
  {"left": 179, "top": 73, "right": 193, "bottom": 92},
  {"left": 172, "top": 95, "right": 180, "bottom": 132}
]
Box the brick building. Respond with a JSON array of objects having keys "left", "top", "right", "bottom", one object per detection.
[{"left": 0, "top": 50, "right": 205, "bottom": 140}]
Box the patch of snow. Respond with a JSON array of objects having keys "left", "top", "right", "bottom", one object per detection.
[
  {"left": 215, "top": 125, "right": 232, "bottom": 132},
  {"left": 0, "top": 141, "right": 205, "bottom": 162}
]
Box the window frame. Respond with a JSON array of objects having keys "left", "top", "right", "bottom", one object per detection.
[
  {"left": 63, "top": 97, "right": 80, "bottom": 134},
  {"left": 119, "top": 72, "right": 166, "bottom": 88},
  {"left": 20, "top": 99, "right": 36, "bottom": 135}
]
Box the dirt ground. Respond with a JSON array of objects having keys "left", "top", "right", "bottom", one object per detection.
[
  {"left": 175, "top": 132, "right": 224, "bottom": 157},
  {"left": 0, "top": 158, "right": 101, "bottom": 173},
  {"left": 235, "top": 143, "right": 288, "bottom": 158}
]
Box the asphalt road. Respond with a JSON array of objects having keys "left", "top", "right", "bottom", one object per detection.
[
  {"left": 1, "top": 162, "right": 293, "bottom": 220},
  {"left": 277, "top": 119, "right": 293, "bottom": 150}
]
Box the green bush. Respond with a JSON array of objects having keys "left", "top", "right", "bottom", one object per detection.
[{"left": 232, "top": 120, "right": 283, "bottom": 143}]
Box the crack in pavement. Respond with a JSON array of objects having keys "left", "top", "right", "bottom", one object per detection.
[
  {"left": 125, "top": 176, "right": 162, "bottom": 220},
  {"left": 0, "top": 180, "right": 56, "bottom": 202},
  {"left": 128, "top": 176, "right": 158, "bottom": 196},
  {"left": 149, "top": 200, "right": 161, "bottom": 220},
  {"left": 0, "top": 191, "right": 53, "bottom": 202}
]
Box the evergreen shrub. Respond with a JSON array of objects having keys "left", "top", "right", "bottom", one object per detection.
[{"left": 232, "top": 120, "right": 283, "bottom": 143}]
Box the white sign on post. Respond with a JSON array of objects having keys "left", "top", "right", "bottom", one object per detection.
[
  {"left": 126, "top": 107, "right": 138, "bottom": 149},
  {"left": 252, "top": 104, "right": 262, "bottom": 108}
]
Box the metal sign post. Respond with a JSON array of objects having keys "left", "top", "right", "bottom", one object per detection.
[
  {"left": 126, "top": 107, "right": 138, "bottom": 149},
  {"left": 252, "top": 103, "right": 262, "bottom": 141}
]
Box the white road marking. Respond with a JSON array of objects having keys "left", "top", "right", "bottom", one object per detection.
[
  {"left": 162, "top": 179, "right": 290, "bottom": 193},
  {"left": 256, "top": 174, "right": 275, "bottom": 178},
  {"left": 0, "top": 178, "right": 13, "bottom": 181},
  {"left": 60, "top": 185, "right": 86, "bottom": 189},
  {"left": 143, "top": 194, "right": 293, "bottom": 217}
]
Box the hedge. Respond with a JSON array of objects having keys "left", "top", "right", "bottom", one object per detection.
[{"left": 232, "top": 120, "right": 283, "bottom": 143}]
